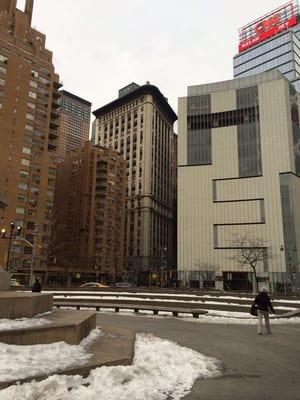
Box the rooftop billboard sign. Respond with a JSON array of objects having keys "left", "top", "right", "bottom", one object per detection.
[{"left": 238, "top": 1, "right": 299, "bottom": 52}]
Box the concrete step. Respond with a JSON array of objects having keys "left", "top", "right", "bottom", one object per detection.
[
  {"left": 0, "top": 325, "right": 135, "bottom": 390},
  {"left": 0, "top": 309, "right": 96, "bottom": 345}
]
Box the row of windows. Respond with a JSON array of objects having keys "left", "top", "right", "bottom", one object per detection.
[
  {"left": 234, "top": 43, "right": 292, "bottom": 74},
  {"left": 187, "top": 87, "right": 262, "bottom": 179},
  {"left": 234, "top": 30, "right": 291, "bottom": 65},
  {"left": 188, "top": 107, "right": 259, "bottom": 130},
  {"left": 235, "top": 59, "right": 294, "bottom": 78},
  {"left": 98, "top": 97, "right": 144, "bottom": 122}
]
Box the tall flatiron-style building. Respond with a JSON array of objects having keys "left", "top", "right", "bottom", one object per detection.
[
  {"left": 93, "top": 83, "right": 177, "bottom": 282},
  {"left": 0, "top": 0, "right": 61, "bottom": 282}
]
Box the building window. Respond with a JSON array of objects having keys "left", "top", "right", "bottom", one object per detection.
[
  {"left": 0, "top": 54, "right": 8, "bottom": 63},
  {"left": 20, "top": 170, "right": 29, "bottom": 178},
  {"left": 17, "top": 194, "right": 27, "bottom": 202},
  {"left": 30, "top": 80, "right": 38, "bottom": 88},
  {"left": 31, "top": 69, "right": 39, "bottom": 78},
  {"left": 26, "top": 113, "right": 34, "bottom": 121},
  {"left": 28, "top": 91, "right": 37, "bottom": 99},
  {"left": 25, "top": 124, "right": 33, "bottom": 131},
  {"left": 27, "top": 221, "right": 36, "bottom": 230},
  {"left": 21, "top": 158, "right": 30, "bottom": 166},
  {"left": 27, "top": 102, "right": 35, "bottom": 110},
  {"left": 18, "top": 182, "right": 28, "bottom": 190},
  {"left": 23, "top": 146, "right": 31, "bottom": 155},
  {"left": 24, "top": 247, "right": 33, "bottom": 255},
  {"left": 16, "top": 206, "right": 25, "bottom": 215}
]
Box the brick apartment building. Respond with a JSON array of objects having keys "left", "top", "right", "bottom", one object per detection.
[
  {"left": 0, "top": 0, "right": 61, "bottom": 282},
  {"left": 49, "top": 142, "right": 127, "bottom": 285}
]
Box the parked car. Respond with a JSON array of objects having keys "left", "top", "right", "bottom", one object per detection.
[
  {"left": 115, "top": 282, "right": 132, "bottom": 288},
  {"left": 80, "top": 282, "right": 108, "bottom": 289},
  {"left": 10, "top": 278, "right": 22, "bottom": 287}
]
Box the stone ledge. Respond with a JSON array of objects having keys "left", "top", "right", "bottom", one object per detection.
[
  {"left": 0, "top": 309, "right": 96, "bottom": 345},
  {"left": 0, "top": 292, "right": 53, "bottom": 319},
  {"left": 0, "top": 325, "right": 135, "bottom": 390}
]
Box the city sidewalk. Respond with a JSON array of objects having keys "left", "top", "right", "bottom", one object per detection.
[{"left": 97, "top": 313, "right": 300, "bottom": 400}]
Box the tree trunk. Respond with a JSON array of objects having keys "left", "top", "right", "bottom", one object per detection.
[{"left": 251, "top": 265, "right": 258, "bottom": 293}]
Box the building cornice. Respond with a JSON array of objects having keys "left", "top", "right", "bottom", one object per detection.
[{"left": 93, "top": 84, "right": 177, "bottom": 123}]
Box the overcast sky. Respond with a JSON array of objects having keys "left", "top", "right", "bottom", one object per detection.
[{"left": 29, "top": 0, "right": 284, "bottom": 115}]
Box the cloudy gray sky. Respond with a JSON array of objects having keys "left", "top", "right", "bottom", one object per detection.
[{"left": 30, "top": 0, "right": 284, "bottom": 115}]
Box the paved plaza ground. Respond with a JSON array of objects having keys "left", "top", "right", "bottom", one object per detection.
[{"left": 97, "top": 313, "right": 300, "bottom": 400}]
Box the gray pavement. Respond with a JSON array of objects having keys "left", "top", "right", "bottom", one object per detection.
[{"left": 96, "top": 313, "right": 300, "bottom": 400}]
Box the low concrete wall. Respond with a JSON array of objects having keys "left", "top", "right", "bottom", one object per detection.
[
  {"left": 0, "top": 310, "right": 96, "bottom": 345},
  {"left": 0, "top": 271, "right": 10, "bottom": 291},
  {"left": 0, "top": 292, "right": 53, "bottom": 319}
]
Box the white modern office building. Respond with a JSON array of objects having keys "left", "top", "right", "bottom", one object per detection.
[{"left": 178, "top": 70, "right": 300, "bottom": 292}]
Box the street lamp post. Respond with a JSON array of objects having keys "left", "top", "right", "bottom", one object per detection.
[
  {"left": 94, "top": 254, "right": 100, "bottom": 282},
  {"left": 160, "top": 246, "right": 167, "bottom": 289},
  {"left": 1, "top": 222, "right": 21, "bottom": 272},
  {"left": 6, "top": 222, "right": 14, "bottom": 272}
]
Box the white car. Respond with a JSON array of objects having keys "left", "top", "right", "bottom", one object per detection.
[{"left": 10, "top": 279, "right": 22, "bottom": 287}]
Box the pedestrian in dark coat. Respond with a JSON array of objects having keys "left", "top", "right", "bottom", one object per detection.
[
  {"left": 254, "top": 287, "right": 275, "bottom": 335},
  {"left": 32, "top": 278, "right": 41, "bottom": 293}
]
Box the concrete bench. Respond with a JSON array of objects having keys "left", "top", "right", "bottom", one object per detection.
[{"left": 54, "top": 301, "right": 207, "bottom": 318}]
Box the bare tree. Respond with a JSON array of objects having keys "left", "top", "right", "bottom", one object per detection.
[{"left": 230, "top": 233, "right": 270, "bottom": 293}]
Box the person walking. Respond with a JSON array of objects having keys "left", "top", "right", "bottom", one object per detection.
[
  {"left": 254, "top": 287, "right": 275, "bottom": 335},
  {"left": 32, "top": 278, "right": 41, "bottom": 293}
]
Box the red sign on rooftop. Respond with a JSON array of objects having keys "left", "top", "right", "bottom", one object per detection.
[{"left": 238, "top": 1, "right": 299, "bottom": 52}]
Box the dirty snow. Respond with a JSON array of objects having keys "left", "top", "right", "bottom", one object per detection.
[
  {"left": 0, "top": 328, "right": 102, "bottom": 383},
  {"left": 0, "top": 317, "right": 51, "bottom": 331},
  {"left": 0, "top": 333, "right": 222, "bottom": 400}
]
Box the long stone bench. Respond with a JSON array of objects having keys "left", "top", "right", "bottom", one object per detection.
[
  {"left": 54, "top": 301, "right": 207, "bottom": 318},
  {"left": 51, "top": 291, "right": 300, "bottom": 309}
]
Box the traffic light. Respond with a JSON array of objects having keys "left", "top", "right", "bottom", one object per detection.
[{"left": 16, "top": 226, "right": 22, "bottom": 236}]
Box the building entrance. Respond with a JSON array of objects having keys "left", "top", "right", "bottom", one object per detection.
[{"left": 223, "top": 272, "right": 253, "bottom": 292}]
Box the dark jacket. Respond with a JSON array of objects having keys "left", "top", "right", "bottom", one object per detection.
[
  {"left": 32, "top": 281, "right": 41, "bottom": 293},
  {"left": 254, "top": 292, "right": 274, "bottom": 312}
]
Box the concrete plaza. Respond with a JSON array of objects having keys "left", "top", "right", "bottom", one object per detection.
[{"left": 97, "top": 313, "right": 300, "bottom": 400}]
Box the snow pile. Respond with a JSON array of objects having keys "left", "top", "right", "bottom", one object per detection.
[
  {"left": 0, "top": 334, "right": 222, "bottom": 400},
  {"left": 0, "top": 328, "right": 102, "bottom": 383},
  {"left": 0, "top": 317, "right": 51, "bottom": 331}
]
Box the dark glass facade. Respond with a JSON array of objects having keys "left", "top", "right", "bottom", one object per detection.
[
  {"left": 236, "top": 86, "right": 262, "bottom": 177},
  {"left": 187, "top": 95, "right": 211, "bottom": 165},
  {"left": 289, "top": 85, "right": 300, "bottom": 174},
  {"left": 233, "top": 24, "right": 300, "bottom": 82},
  {"left": 280, "top": 173, "right": 298, "bottom": 270},
  {"left": 186, "top": 86, "right": 261, "bottom": 178}
]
